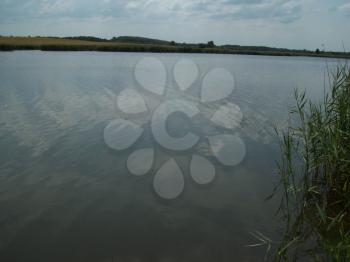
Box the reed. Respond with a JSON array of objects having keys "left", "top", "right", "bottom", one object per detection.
[{"left": 274, "top": 65, "right": 350, "bottom": 261}]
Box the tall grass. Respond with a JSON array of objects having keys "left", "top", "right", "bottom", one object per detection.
[{"left": 274, "top": 66, "right": 350, "bottom": 261}]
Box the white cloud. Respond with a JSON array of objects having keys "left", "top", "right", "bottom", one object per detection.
[
  {"left": 123, "top": 0, "right": 302, "bottom": 23},
  {"left": 0, "top": 0, "right": 303, "bottom": 23},
  {"left": 338, "top": 2, "right": 350, "bottom": 14},
  {"left": 39, "top": 0, "right": 75, "bottom": 15}
]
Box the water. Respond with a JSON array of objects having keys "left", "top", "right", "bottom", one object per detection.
[{"left": 0, "top": 51, "right": 343, "bottom": 261}]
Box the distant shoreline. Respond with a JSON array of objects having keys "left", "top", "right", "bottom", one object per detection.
[{"left": 1, "top": 36, "right": 349, "bottom": 59}]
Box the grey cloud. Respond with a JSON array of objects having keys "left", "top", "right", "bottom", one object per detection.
[
  {"left": 337, "top": 2, "right": 350, "bottom": 16},
  {"left": 190, "top": 0, "right": 302, "bottom": 23},
  {"left": 0, "top": 0, "right": 128, "bottom": 22},
  {"left": 0, "top": 0, "right": 303, "bottom": 23}
]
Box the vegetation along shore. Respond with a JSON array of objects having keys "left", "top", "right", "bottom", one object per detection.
[
  {"left": 273, "top": 66, "right": 350, "bottom": 261},
  {"left": 1, "top": 36, "right": 349, "bottom": 59}
]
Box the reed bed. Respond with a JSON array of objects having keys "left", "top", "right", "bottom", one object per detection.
[{"left": 274, "top": 66, "right": 350, "bottom": 261}]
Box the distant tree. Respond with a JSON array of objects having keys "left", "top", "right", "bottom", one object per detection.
[
  {"left": 207, "top": 41, "right": 215, "bottom": 48},
  {"left": 315, "top": 48, "right": 321, "bottom": 54},
  {"left": 170, "top": 41, "right": 175, "bottom": 46},
  {"left": 198, "top": 43, "right": 206, "bottom": 48}
]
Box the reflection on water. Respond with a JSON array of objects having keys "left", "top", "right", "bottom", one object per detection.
[{"left": 0, "top": 51, "right": 340, "bottom": 261}]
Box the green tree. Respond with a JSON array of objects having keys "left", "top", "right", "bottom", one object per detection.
[{"left": 207, "top": 41, "right": 215, "bottom": 48}]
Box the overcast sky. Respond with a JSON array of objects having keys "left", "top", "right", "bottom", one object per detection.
[{"left": 0, "top": 0, "right": 349, "bottom": 51}]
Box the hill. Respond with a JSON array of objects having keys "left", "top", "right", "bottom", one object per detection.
[{"left": 111, "top": 36, "right": 170, "bottom": 45}]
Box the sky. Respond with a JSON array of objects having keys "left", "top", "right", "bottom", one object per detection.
[{"left": 0, "top": 0, "right": 349, "bottom": 51}]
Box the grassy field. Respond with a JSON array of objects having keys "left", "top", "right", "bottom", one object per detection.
[
  {"left": 0, "top": 36, "right": 180, "bottom": 52},
  {"left": 0, "top": 37, "right": 110, "bottom": 46},
  {"left": 1, "top": 36, "right": 350, "bottom": 59}
]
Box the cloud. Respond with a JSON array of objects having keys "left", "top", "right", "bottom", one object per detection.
[
  {"left": 337, "top": 2, "right": 350, "bottom": 16},
  {"left": 0, "top": 0, "right": 303, "bottom": 23},
  {"left": 208, "top": 0, "right": 302, "bottom": 23},
  {"left": 124, "top": 0, "right": 302, "bottom": 23},
  {"left": 0, "top": 0, "right": 128, "bottom": 22}
]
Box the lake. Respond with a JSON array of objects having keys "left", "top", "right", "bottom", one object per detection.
[{"left": 0, "top": 51, "right": 342, "bottom": 262}]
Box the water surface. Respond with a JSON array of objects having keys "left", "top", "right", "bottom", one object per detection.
[{"left": 0, "top": 51, "right": 342, "bottom": 262}]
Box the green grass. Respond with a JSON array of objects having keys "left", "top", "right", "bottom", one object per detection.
[{"left": 274, "top": 66, "right": 350, "bottom": 261}]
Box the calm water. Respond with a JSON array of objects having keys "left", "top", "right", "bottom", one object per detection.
[{"left": 0, "top": 51, "right": 342, "bottom": 262}]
